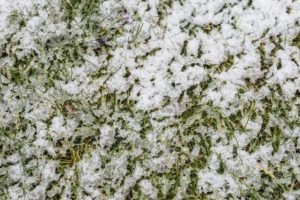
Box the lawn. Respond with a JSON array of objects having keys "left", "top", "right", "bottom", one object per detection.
[{"left": 0, "top": 0, "right": 299, "bottom": 199}]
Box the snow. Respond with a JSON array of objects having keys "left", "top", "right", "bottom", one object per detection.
[
  {"left": 0, "top": 0, "right": 299, "bottom": 199},
  {"left": 140, "top": 179, "right": 158, "bottom": 200},
  {"left": 9, "top": 164, "right": 23, "bottom": 183}
]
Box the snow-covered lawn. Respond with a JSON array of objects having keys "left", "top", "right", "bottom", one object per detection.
[{"left": 0, "top": 0, "right": 299, "bottom": 199}]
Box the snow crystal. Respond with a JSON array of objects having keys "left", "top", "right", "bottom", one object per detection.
[{"left": 140, "top": 179, "right": 158, "bottom": 200}]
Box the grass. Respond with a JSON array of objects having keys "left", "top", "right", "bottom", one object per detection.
[
  {"left": 292, "top": 33, "right": 300, "bottom": 49},
  {"left": 1, "top": 0, "right": 299, "bottom": 199}
]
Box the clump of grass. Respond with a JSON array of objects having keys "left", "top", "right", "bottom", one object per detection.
[
  {"left": 61, "top": 0, "right": 101, "bottom": 26},
  {"left": 218, "top": 55, "right": 234, "bottom": 72},
  {"left": 201, "top": 23, "right": 221, "bottom": 34},
  {"left": 292, "top": 33, "right": 300, "bottom": 49},
  {"left": 56, "top": 140, "right": 90, "bottom": 171}
]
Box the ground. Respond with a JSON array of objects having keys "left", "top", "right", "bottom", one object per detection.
[{"left": 0, "top": 0, "right": 299, "bottom": 199}]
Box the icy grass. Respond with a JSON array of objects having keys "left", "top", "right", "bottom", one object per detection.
[{"left": 0, "top": 0, "right": 300, "bottom": 199}]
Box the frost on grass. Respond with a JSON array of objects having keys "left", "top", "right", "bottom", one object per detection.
[{"left": 0, "top": 0, "right": 300, "bottom": 199}]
